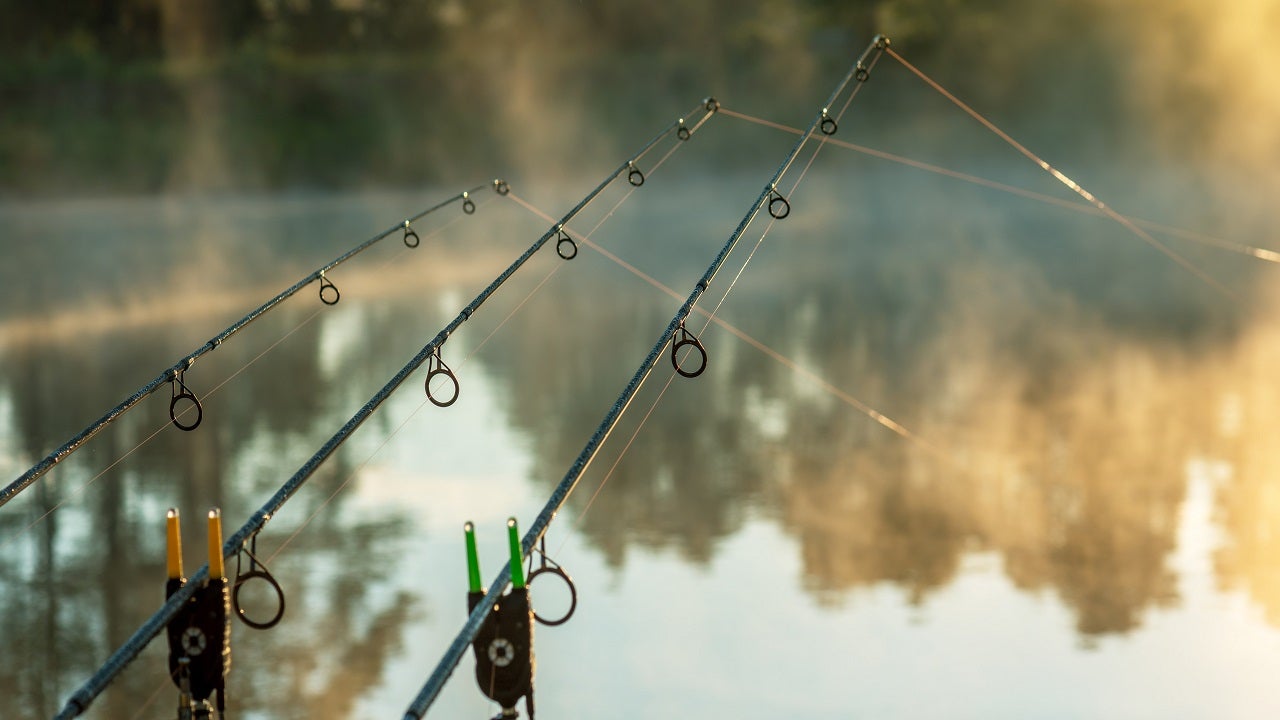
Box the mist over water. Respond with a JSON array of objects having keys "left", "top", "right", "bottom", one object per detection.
[{"left": 3, "top": 3, "right": 1280, "bottom": 719}]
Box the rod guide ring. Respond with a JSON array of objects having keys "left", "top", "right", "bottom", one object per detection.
[
  {"left": 318, "top": 272, "right": 340, "bottom": 305},
  {"left": 627, "top": 162, "right": 645, "bottom": 187},
  {"left": 232, "top": 537, "right": 286, "bottom": 630},
  {"left": 425, "top": 348, "right": 460, "bottom": 407},
  {"left": 671, "top": 323, "right": 708, "bottom": 378},
  {"left": 169, "top": 368, "right": 203, "bottom": 432},
  {"left": 403, "top": 221, "right": 420, "bottom": 248},
  {"left": 556, "top": 228, "right": 578, "bottom": 260}
]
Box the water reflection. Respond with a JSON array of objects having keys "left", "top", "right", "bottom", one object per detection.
[
  {"left": 484, "top": 169, "right": 1272, "bottom": 643},
  {"left": 0, "top": 189, "right": 521, "bottom": 719},
  {"left": 1, "top": 164, "right": 1278, "bottom": 715}
]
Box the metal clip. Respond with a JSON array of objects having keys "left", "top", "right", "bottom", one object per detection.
[
  {"left": 677, "top": 118, "right": 691, "bottom": 141},
  {"left": 232, "top": 534, "right": 286, "bottom": 630},
  {"left": 527, "top": 536, "right": 577, "bottom": 627},
  {"left": 425, "top": 346, "right": 459, "bottom": 407},
  {"left": 855, "top": 62, "right": 870, "bottom": 83},
  {"left": 703, "top": 96, "right": 720, "bottom": 113},
  {"left": 556, "top": 226, "right": 578, "bottom": 260},
  {"left": 403, "top": 220, "right": 420, "bottom": 248},
  {"left": 767, "top": 187, "right": 791, "bottom": 220},
  {"left": 462, "top": 191, "right": 476, "bottom": 215},
  {"left": 318, "top": 270, "right": 340, "bottom": 305},
  {"left": 627, "top": 161, "right": 645, "bottom": 187},
  {"left": 671, "top": 322, "right": 707, "bottom": 378},
  {"left": 169, "top": 365, "right": 203, "bottom": 432},
  {"left": 493, "top": 179, "right": 511, "bottom": 196}
]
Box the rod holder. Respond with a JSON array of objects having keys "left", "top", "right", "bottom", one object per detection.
[{"left": 165, "top": 507, "right": 231, "bottom": 715}]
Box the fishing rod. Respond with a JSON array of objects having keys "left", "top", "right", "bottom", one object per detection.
[
  {"left": 1, "top": 182, "right": 497, "bottom": 511},
  {"left": 53, "top": 97, "right": 718, "bottom": 720},
  {"left": 401, "top": 34, "right": 891, "bottom": 720}
]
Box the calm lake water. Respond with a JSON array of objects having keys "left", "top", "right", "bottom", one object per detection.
[{"left": 2, "top": 101, "right": 1279, "bottom": 719}]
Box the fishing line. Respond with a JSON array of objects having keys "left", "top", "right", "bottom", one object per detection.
[
  {"left": 402, "top": 36, "right": 893, "bottom": 719},
  {"left": 2, "top": 183, "right": 497, "bottom": 510},
  {"left": 128, "top": 666, "right": 181, "bottom": 720},
  {"left": 1, "top": 196, "right": 490, "bottom": 546},
  {"left": 266, "top": 256, "right": 565, "bottom": 564},
  {"left": 519, "top": 191, "right": 945, "bottom": 562},
  {"left": 0, "top": 308, "right": 324, "bottom": 555},
  {"left": 763, "top": 42, "right": 888, "bottom": 207},
  {"left": 565, "top": 367, "right": 682, "bottom": 554},
  {"left": 778, "top": 51, "right": 884, "bottom": 202},
  {"left": 264, "top": 114, "right": 716, "bottom": 561},
  {"left": 0, "top": 202, "right": 486, "bottom": 548},
  {"left": 262, "top": 261, "right": 563, "bottom": 562},
  {"left": 525, "top": 214, "right": 788, "bottom": 555},
  {"left": 719, "top": 107, "right": 1280, "bottom": 264},
  {"left": 510, "top": 194, "right": 939, "bottom": 457},
  {"left": 883, "top": 46, "right": 1242, "bottom": 301},
  {"left": 584, "top": 136, "right": 687, "bottom": 238},
  {"left": 541, "top": 98, "right": 715, "bottom": 258},
  {"left": 54, "top": 101, "right": 713, "bottom": 720}
]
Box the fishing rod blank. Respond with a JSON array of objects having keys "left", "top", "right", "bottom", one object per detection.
[
  {"left": 401, "top": 34, "right": 891, "bottom": 720},
  {"left": 54, "top": 98, "right": 717, "bottom": 720},
  {"left": 0, "top": 182, "right": 496, "bottom": 511}
]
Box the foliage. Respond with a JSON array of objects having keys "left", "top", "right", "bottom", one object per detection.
[{"left": 0, "top": 0, "right": 1242, "bottom": 195}]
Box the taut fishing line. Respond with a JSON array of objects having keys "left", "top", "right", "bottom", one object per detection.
[
  {"left": 266, "top": 140, "right": 706, "bottom": 565},
  {"left": 718, "top": 107, "right": 1280, "bottom": 264},
  {"left": 0, "top": 309, "right": 321, "bottom": 555},
  {"left": 883, "top": 45, "right": 1242, "bottom": 301},
  {"left": 1, "top": 183, "right": 498, "bottom": 510},
  {"left": 400, "top": 34, "right": 894, "bottom": 719},
  {"left": 0, "top": 194, "right": 492, "bottom": 552},
  {"left": 54, "top": 99, "right": 715, "bottom": 720}
]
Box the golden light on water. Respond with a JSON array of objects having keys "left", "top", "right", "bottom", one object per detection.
[
  {"left": 778, "top": 272, "right": 1280, "bottom": 635},
  {"left": 4, "top": 5, "right": 1280, "bottom": 713}
]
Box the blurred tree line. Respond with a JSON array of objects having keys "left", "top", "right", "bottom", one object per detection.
[{"left": 0, "top": 0, "right": 1229, "bottom": 195}]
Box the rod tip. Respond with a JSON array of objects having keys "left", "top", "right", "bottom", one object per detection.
[
  {"left": 167, "top": 508, "right": 178, "bottom": 519},
  {"left": 464, "top": 521, "right": 474, "bottom": 533},
  {"left": 507, "top": 517, "right": 517, "bottom": 530}
]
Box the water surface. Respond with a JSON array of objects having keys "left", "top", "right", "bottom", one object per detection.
[{"left": 2, "top": 114, "right": 1279, "bottom": 719}]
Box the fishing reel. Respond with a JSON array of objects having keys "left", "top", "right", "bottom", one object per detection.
[
  {"left": 164, "top": 509, "right": 231, "bottom": 719},
  {"left": 464, "top": 518, "right": 577, "bottom": 720}
]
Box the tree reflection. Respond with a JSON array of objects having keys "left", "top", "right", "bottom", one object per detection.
[
  {"left": 1209, "top": 314, "right": 1280, "bottom": 626},
  {"left": 0, "top": 271, "right": 419, "bottom": 719},
  {"left": 1, "top": 171, "right": 1277, "bottom": 720},
  {"left": 483, "top": 172, "right": 1265, "bottom": 642}
]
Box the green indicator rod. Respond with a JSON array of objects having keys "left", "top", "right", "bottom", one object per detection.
[
  {"left": 506, "top": 517, "right": 526, "bottom": 589},
  {"left": 464, "top": 522, "right": 482, "bottom": 594}
]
